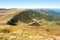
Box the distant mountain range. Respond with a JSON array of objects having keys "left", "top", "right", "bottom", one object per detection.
[{"left": 36, "top": 9, "right": 60, "bottom": 18}]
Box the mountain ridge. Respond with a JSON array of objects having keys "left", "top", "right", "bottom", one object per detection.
[{"left": 7, "top": 9, "right": 60, "bottom": 27}]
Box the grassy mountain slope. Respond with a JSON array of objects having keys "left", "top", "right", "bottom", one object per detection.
[{"left": 7, "top": 9, "right": 60, "bottom": 28}]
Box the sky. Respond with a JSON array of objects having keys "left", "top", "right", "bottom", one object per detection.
[{"left": 0, "top": 0, "right": 60, "bottom": 9}]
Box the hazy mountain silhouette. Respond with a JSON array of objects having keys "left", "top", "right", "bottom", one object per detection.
[{"left": 37, "top": 9, "right": 60, "bottom": 18}]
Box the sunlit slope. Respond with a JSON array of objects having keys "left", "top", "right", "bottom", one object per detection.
[{"left": 0, "top": 9, "right": 26, "bottom": 23}]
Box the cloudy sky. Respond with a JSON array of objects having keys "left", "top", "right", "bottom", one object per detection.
[{"left": 0, "top": 0, "right": 60, "bottom": 8}]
